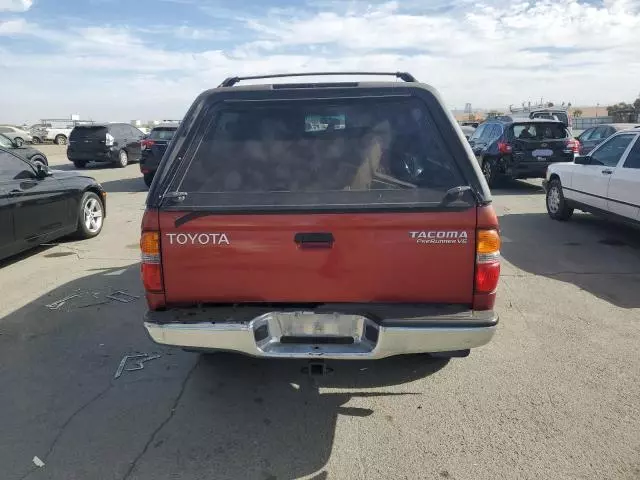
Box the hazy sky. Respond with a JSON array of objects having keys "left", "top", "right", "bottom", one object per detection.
[{"left": 1, "top": 0, "right": 639, "bottom": 124}]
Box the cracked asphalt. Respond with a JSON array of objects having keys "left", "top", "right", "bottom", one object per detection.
[{"left": 1, "top": 145, "right": 639, "bottom": 480}]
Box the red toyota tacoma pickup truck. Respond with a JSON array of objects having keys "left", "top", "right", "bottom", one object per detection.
[{"left": 140, "top": 72, "right": 500, "bottom": 360}]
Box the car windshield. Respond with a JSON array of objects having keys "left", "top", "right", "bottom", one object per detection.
[
  {"left": 0, "top": 134, "right": 13, "bottom": 148},
  {"left": 511, "top": 122, "right": 568, "bottom": 140},
  {"left": 69, "top": 126, "right": 107, "bottom": 140},
  {"left": 149, "top": 127, "right": 177, "bottom": 140},
  {"left": 532, "top": 112, "right": 569, "bottom": 125}
]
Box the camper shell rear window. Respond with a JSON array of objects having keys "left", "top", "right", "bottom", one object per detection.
[{"left": 171, "top": 96, "right": 469, "bottom": 211}]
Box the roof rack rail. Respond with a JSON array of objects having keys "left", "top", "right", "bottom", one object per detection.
[{"left": 218, "top": 72, "right": 417, "bottom": 88}]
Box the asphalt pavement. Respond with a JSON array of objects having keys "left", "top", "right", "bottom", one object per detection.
[{"left": 1, "top": 145, "right": 639, "bottom": 480}]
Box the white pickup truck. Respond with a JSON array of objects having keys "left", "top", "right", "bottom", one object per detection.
[
  {"left": 30, "top": 121, "right": 75, "bottom": 145},
  {"left": 545, "top": 127, "right": 640, "bottom": 225}
]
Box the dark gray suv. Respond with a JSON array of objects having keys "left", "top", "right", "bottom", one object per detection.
[{"left": 67, "top": 123, "right": 144, "bottom": 168}]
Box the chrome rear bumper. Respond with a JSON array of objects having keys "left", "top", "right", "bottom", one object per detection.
[{"left": 144, "top": 308, "right": 497, "bottom": 360}]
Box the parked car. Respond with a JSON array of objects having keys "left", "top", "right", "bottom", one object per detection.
[
  {"left": 141, "top": 71, "right": 501, "bottom": 361},
  {"left": 509, "top": 106, "right": 572, "bottom": 134},
  {"left": 545, "top": 127, "right": 640, "bottom": 225},
  {"left": 461, "top": 125, "right": 476, "bottom": 140},
  {"left": 139, "top": 122, "right": 179, "bottom": 187},
  {"left": 0, "top": 148, "right": 106, "bottom": 261},
  {"left": 469, "top": 118, "right": 578, "bottom": 187},
  {"left": 46, "top": 126, "right": 73, "bottom": 145},
  {"left": 29, "top": 121, "right": 75, "bottom": 145},
  {"left": 67, "top": 123, "right": 144, "bottom": 168},
  {"left": 530, "top": 109, "right": 570, "bottom": 126},
  {"left": 0, "top": 125, "right": 32, "bottom": 146},
  {"left": 0, "top": 133, "right": 48, "bottom": 167},
  {"left": 28, "top": 124, "right": 47, "bottom": 144},
  {"left": 575, "top": 123, "right": 640, "bottom": 155}
]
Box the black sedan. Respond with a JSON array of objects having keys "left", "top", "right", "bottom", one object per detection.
[
  {"left": 0, "top": 133, "right": 48, "bottom": 167},
  {"left": 0, "top": 147, "right": 106, "bottom": 261}
]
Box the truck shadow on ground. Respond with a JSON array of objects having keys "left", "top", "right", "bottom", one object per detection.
[
  {"left": 490, "top": 179, "right": 544, "bottom": 196},
  {"left": 155, "top": 352, "right": 449, "bottom": 480},
  {"left": 499, "top": 212, "right": 640, "bottom": 308},
  {"left": 0, "top": 264, "right": 449, "bottom": 480},
  {"left": 50, "top": 162, "right": 123, "bottom": 172}
]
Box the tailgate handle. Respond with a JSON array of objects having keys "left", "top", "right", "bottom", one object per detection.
[{"left": 294, "top": 232, "right": 334, "bottom": 248}]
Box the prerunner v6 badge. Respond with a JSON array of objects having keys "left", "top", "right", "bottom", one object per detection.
[{"left": 410, "top": 231, "right": 468, "bottom": 244}]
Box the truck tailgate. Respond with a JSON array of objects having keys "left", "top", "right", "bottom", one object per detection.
[{"left": 160, "top": 210, "right": 476, "bottom": 305}]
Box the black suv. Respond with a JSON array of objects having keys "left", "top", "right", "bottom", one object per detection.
[
  {"left": 67, "top": 123, "right": 144, "bottom": 168},
  {"left": 469, "top": 117, "right": 578, "bottom": 187},
  {"left": 139, "top": 122, "right": 179, "bottom": 187}
]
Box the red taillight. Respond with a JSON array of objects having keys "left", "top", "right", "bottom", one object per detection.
[
  {"left": 474, "top": 208, "right": 500, "bottom": 311},
  {"left": 141, "top": 209, "right": 165, "bottom": 310},
  {"left": 140, "top": 230, "right": 163, "bottom": 292},
  {"left": 141, "top": 139, "right": 155, "bottom": 150},
  {"left": 498, "top": 142, "right": 512, "bottom": 154},
  {"left": 475, "top": 262, "right": 501, "bottom": 293},
  {"left": 566, "top": 139, "right": 580, "bottom": 154},
  {"left": 142, "top": 263, "right": 163, "bottom": 292},
  {"left": 475, "top": 229, "right": 501, "bottom": 295}
]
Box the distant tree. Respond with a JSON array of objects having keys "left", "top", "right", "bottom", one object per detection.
[
  {"left": 634, "top": 97, "right": 640, "bottom": 113},
  {"left": 546, "top": 102, "right": 554, "bottom": 107},
  {"left": 607, "top": 102, "right": 629, "bottom": 114},
  {"left": 573, "top": 109, "right": 583, "bottom": 118},
  {"left": 607, "top": 102, "right": 636, "bottom": 122}
]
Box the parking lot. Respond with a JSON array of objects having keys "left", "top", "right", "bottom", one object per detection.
[{"left": 1, "top": 144, "right": 639, "bottom": 480}]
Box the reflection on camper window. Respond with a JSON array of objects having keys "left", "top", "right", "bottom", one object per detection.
[{"left": 305, "top": 114, "right": 346, "bottom": 132}]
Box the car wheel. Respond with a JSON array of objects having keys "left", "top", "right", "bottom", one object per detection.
[
  {"left": 31, "top": 155, "right": 47, "bottom": 168},
  {"left": 116, "top": 149, "right": 128, "bottom": 168},
  {"left": 75, "top": 192, "right": 104, "bottom": 239},
  {"left": 32, "top": 137, "right": 42, "bottom": 144},
  {"left": 143, "top": 172, "right": 154, "bottom": 187},
  {"left": 546, "top": 178, "right": 574, "bottom": 221},
  {"left": 14, "top": 137, "right": 24, "bottom": 147},
  {"left": 481, "top": 158, "right": 499, "bottom": 188},
  {"left": 73, "top": 161, "right": 87, "bottom": 169},
  {"left": 55, "top": 135, "right": 67, "bottom": 145}
]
